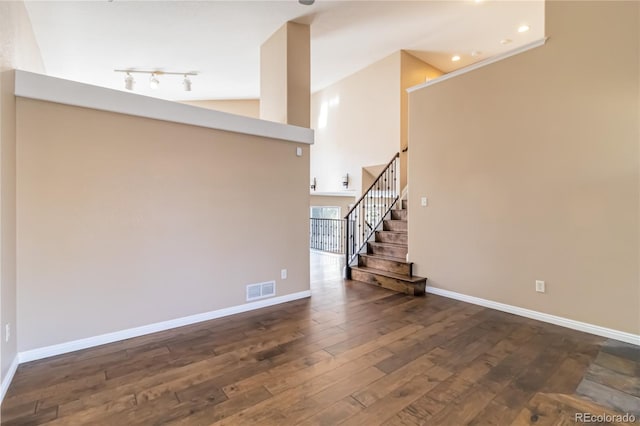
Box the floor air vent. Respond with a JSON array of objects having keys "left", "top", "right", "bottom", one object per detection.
[{"left": 246, "top": 281, "right": 276, "bottom": 301}]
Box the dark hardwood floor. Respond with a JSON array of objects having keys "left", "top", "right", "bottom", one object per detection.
[{"left": 2, "top": 251, "right": 638, "bottom": 425}]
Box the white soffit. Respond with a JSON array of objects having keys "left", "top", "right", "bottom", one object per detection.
[{"left": 15, "top": 70, "right": 314, "bottom": 144}]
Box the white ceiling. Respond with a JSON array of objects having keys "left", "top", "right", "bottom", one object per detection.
[{"left": 24, "top": 0, "right": 544, "bottom": 101}]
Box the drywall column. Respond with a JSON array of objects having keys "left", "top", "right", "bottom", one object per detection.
[
  {"left": 260, "top": 22, "right": 310, "bottom": 128},
  {"left": 399, "top": 51, "right": 443, "bottom": 191}
]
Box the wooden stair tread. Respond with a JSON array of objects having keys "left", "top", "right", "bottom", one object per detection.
[
  {"left": 359, "top": 253, "right": 409, "bottom": 264},
  {"left": 376, "top": 230, "right": 407, "bottom": 235},
  {"left": 350, "top": 266, "right": 427, "bottom": 284},
  {"left": 368, "top": 241, "right": 407, "bottom": 248}
]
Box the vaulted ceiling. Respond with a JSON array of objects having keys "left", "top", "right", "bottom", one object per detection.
[{"left": 24, "top": 0, "right": 544, "bottom": 101}]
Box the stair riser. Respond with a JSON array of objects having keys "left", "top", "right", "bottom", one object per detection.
[
  {"left": 351, "top": 269, "right": 425, "bottom": 296},
  {"left": 402, "top": 199, "right": 407, "bottom": 210},
  {"left": 368, "top": 243, "right": 407, "bottom": 258},
  {"left": 375, "top": 231, "right": 408, "bottom": 245},
  {"left": 391, "top": 210, "right": 407, "bottom": 220},
  {"left": 383, "top": 220, "right": 407, "bottom": 232},
  {"left": 359, "top": 256, "right": 411, "bottom": 276}
]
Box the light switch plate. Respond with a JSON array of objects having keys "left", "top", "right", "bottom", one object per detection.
[{"left": 421, "top": 197, "right": 428, "bottom": 207}]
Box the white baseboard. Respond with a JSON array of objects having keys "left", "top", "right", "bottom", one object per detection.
[
  {"left": 426, "top": 286, "right": 640, "bottom": 346},
  {"left": 1, "top": 355, "right": 19, "bottom": 403},
  {"left": 18, "top": 290, "right": 312, "bottom": 364}
]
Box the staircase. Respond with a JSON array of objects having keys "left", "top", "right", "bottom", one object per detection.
[
  {"left": 349, "top": 199, "right": 427, "bottom": 296},
  {"left": 343, "top": 152, "right": 427, "bottom": 296}
]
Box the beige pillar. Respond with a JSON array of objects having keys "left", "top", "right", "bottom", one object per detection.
[
  {"left": 400, "top": 51, "right": 443, "bottom": 191},
  {"left": 260, "top": 22, "right": 310, "bottom": 128}
]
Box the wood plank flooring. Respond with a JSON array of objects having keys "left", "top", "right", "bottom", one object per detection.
[{"left": 2, "top": 251, "right": 637, "bottom": 425}]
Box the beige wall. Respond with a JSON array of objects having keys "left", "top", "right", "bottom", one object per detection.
[
  {"left": 399, "top": 51, "right": 442, "bottom": 190},
  {"left": 311, "top": 51, "right": 440, "bottom": 196},
  {"left": 311, "top": 52, "right": 401, "bottom": 195},
  {"left": 16, "top": 98, "right": 310, "bottom": 351},
  {"left": 0, "top": 0, "right": 44, "bottom": 382},
  {"left": 180, "top": 99, "right": 260, "bottom": 119},
  {"left": 408, "top": 1, "right": 639, "bottom": 334},
  {"left": 260, "top": 22, "right": 310, "bottom": 128},
  {"left": 261, "top": 23, "right": 287, "bottom": 124}
]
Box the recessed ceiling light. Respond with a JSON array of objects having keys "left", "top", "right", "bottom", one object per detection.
[
  {"left": 474, "top": 0, "right": 483, "bottom": 3},
  {"left": 299, "top": 0, "right": 314, "bottom": 5},
  {"left": 451, "top": 55, "right": 461, "bottom": 62},
  {"left": 518, "top": 25, "right": 530, "bottom": 33},
  {"left": 500, "top": 39, "right": 512, "bottom": 45},
  {"left": 471, "top": 50, "right": 482, "bottom": 57}
]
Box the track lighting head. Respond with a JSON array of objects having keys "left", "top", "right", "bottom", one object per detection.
[
  {"left": 115, "top": 69, "right": 197, "bottom": 92},
  {"left": 124, "top": 72, "right": 134, "bottom": 91},
  {"left": 149, "top": 73, "right": 160, "bottom": 90}
]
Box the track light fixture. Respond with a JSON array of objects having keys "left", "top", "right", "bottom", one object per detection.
[
  {"left": 124, "top": 72, "right": 134, "bottom": 91},
  {"left": 149, "top": 73, "right": 160, "bottom": 90},
  {"left": 115, "top": 69, "right": 198, "bottom": 92}
]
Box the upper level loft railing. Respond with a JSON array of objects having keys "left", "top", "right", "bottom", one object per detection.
[
  {"left": 344, "top": 153, "right": 400, "bottom": 277},
  {"left": 310, "top": 218, "right": 345, "bottom": 254}
]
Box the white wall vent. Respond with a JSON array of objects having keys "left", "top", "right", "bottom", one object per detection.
[{"left": 246, "top": 281, "right": 276, "bottom": 302}]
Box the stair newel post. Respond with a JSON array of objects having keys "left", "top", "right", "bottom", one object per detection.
[
  {"left": 383, "top": 167, "right": 387, "bottom": 214},
  {"left": 345, "top": 214, "right": 351, "bottom": 279},
  {"left": 361, "top": 199, "right": 365, "bottom": 250},
  {"left": 381, "top": 175, "right": 384, "bottom": 217},
  {"left": 394, "top": 155, "right": 399, "bottom": 202},
  {"left": 376, "top": 178, "right": 379, "bottom": 224}
]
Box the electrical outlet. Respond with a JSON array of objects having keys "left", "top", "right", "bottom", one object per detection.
[
  {"left": 281, "top": 269, "right": 287, "bottom": 279},
  {"left": 535, "top": 280, "right": 545, "bottom": 293},
  {"left": 5, "top": 323, "right": 10, "bottom": 343}
]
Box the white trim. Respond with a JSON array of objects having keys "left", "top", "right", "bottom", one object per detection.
[
  {"left": 407, "top": 38, "right": 548, "bottom": 94},
  {"left": 18, "top": 290, "right": 311, "bottom": 363},
  {"left": 426, "top": 286, "right": 640, "bottom": 346},
  {"left": 1, "top": 355, "right": 19, "bottom": 403},
  {"left": 310, "top": 191, "right": 357, "bottom": 197},
  {"left": 14, "top": 71, "right": 314, "bottom": 145}
]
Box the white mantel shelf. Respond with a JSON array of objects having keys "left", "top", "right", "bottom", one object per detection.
[{"left": 14, "top": 70, "right": 314, "bottom": 145}]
